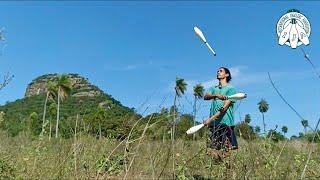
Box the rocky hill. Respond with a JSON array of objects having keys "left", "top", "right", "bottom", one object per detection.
[
  {"left": 0, "top": 73, "right": 138, "bottom": 138},
  {"left": 25, "top": 73, "right": 103, "bottom": 98}
]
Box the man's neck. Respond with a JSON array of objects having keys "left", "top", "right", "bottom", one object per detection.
[{"left": 218, "top": 79, "right": 228, "bottom": 87}]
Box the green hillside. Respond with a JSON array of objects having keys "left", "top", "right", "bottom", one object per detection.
[{"left": 0, "top": 74, "right": 138, "bottom": 138}]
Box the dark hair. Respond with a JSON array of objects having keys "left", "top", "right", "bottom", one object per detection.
[{"left": 220, "top": 67, "right": 232, "bottom": 83}]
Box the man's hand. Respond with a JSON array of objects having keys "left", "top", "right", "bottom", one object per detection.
[
  {"left": 215, "top": 94, "right": 227, "bottom": 100},
  {"left": 203, "top": 115, "right": 218, "bottom": 126},
  {"left": 203, "top": 118, "right": 212, "bottom": 126}
]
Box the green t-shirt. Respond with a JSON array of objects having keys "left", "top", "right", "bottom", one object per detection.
[{"left": 207, "top": 84, "right": 236, "bottom": 126}]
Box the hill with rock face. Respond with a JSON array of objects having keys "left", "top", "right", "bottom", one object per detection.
[
  {"left": 0, "top": 73, "right": 139, "bottom": 138},
  {"left": 25, "top": 73, "right": 103, "bottom": 98}
]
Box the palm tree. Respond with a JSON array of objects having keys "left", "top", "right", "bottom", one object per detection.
[
  {"left": 193, "top": 84, "right": 204, "bottom": 140},
  {"left": 258, "top": 99, "right": 269, "bottom": 134},
  {"left": 281, "top": 126, "right": 288, "bottom": 136},
  {"left": 41, "top": 81, "right": 57, "bottom": 135},
  {"left": 172, "top": 77, "right": 187, "bottom": 178},
  {"left": 244, "top": 114, "right": 251, "bottom": 124},
  {"left": 55, "top": 75, "right": 72, "bottom": 138},
  {"left": 48, "top": 102, "right": 57, "bottom": 140},
  {"left": 301, "top": 119, "right": 308, "bottom": 134}
]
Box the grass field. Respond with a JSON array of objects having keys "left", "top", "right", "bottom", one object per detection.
[{"left": 0, "top": 131, "right": 319, "bottom": 179}]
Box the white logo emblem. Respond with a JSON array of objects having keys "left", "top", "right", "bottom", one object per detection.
[{"left": 277, "top": 9, "right": 311, "bottom": 49}]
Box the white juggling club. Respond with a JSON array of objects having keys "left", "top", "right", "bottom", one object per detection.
[
  {"left": 194, "top": 26, "right": 216, "bottom": 56},
  {"left": 227, "top": 93, "right": 247, "bottom": 100},
  {"left": 186, "top": 123, "right": 204, "bottom": 135}
]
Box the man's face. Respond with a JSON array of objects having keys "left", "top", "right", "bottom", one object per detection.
[{"left": 216, "top": 68, "right": 229, "bottom": 80}]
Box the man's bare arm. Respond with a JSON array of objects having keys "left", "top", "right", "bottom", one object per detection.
[
  {"left": 204, "top": 100, "right": 233, "bottom": 126},
  {"left": 204, "top": 93, "right": 215, "bottom": 100},
  {"left": 204, "top": 93, "right": 227, "bottom": 101}
]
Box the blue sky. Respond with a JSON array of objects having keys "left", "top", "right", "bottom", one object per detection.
[{"left": 0, "top": 1, "right": 319, "bottom": 137}]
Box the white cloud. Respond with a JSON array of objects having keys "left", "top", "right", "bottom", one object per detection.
[
  {"left": 229, "top": 66, "right": 243, "bottom": 78},
  {"left": 202, "top": 79, "right": 217, "bottom": 89},
  {"left": 107, "top": 60, "right": 160, "bottom": 71},
  {"left": 104, "top": 64, "right": 142, "bottom": 71},
  {"left": 124, "top": 65, "right": 138, "bottom": 71}
]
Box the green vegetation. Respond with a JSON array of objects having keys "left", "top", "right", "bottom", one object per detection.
[
  {"left": 0, "top": 94, "right": 137, "bottom": 139},
  {"left": 0, "top": 74, "right": 142, "bottom": 140},
  {"left": 0, "top": 74, "right": 319, "bottom": 179},
  {"left": 0, "top": 132, "right": 319, "bottom": 179}
]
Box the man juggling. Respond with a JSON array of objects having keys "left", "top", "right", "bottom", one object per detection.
[{"left": 203, "top": 67, "right": 238, "bottom": 158}]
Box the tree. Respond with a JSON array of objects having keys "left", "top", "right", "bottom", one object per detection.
[
  {"left": 93, "top": 106, "right": 107, "bottom": 139},
  {"left": 301, "top": 119, "right": 308, "bottom": 134},
  {"left": 267, "top": 130, "right": 285, "bottom": 142},
  {"left": 172, "top": 77, "right": 187, "bottom": 178},
  {"left": 244, "top": 114, "right": 251, "bottom": 124},
  {"left": 48, "top": 102, "right": 57, "bottom": 140},
  {"left": 41, "top": 81, "right": 57, "bottom": 135},
  {"left": 290, "top": 135, "right": 298, "bottom": 140},
  {"left": 255, "top": 126, "right": 261, "bottom": 134},
  {"left": 298, "top": 132, "right": 304, "bottom": 138},
  {"left": 55, "top": 75, "right": 72, "bottom": 138},
  {"left": 176, "top": 114, "right": 194, "bottom": 138},
  {"left": 281, "top": 126, "right": 288, "bottom": 136},
  {"left": 258, "top": 99, "right": 269, "bottom": 134},
  {"left": 145, "top": 111, "right": 170, "bottom": 140},
  {"left": 235, "top": 122, "right": 255, "bottom": 140},
  {"left": 29, "top": 112, "right": 40, "bottom": 136},
  {"left": 192, "top": 84, "right": 204, "bottom": 140}
]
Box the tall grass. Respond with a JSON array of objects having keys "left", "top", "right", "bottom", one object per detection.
[{"left": 0, "top": 131, "right": 319, "bottom": 179}]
